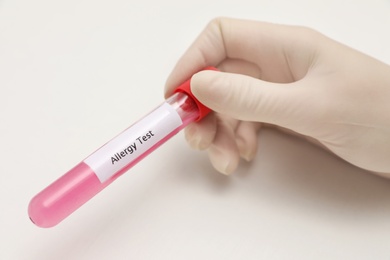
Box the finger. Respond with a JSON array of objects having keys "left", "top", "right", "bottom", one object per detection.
[
  {"left": 165, "top": 17, "right": 317, "bottom": 96},
  {"left": 184, "top": 58, "right": 260, "bottom": 151},
  {"left": 208, "top": 115, "right": 240, "bottom": 175},
  {"left": 165, "top": 18, "right": 226, "bottom": 97},
  {"left": 191, "top": 70, "right": 321, "bottom": 136},
  {"left": 184, "top": 113, "right": 217, "bottom": 150},
  {"left": 217, "top": 58, "right": 261, "bottom": 78},
  {"left": 235, "top": 122, "right": 262, "bottom": 161}
]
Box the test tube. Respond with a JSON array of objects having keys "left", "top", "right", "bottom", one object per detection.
[{"left": 28, "top": 67, "right": 216, "bottom": 228}]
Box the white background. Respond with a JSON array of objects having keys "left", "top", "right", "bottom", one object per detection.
[{"left": 1, "top": 0, "right": 390, "bottom": 259}]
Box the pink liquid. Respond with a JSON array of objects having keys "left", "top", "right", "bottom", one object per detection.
[{"left": 28, "top": 92, "right": 199, "bottom": 228}]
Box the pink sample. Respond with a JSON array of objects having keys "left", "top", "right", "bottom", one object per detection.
[{"left": 29, "top": 92, "right": 199, "bottom": 227}]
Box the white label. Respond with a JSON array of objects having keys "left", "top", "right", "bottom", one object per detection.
[{"left": 84, "top": 102, "right": 182, "bottom": 182}]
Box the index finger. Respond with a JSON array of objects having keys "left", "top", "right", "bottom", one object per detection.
[
  {"left": 164, "top": 17, "right": 318, "bottom": 97},
  {"left": 164, "top": 18, "right": 225, "bottom": 97}
]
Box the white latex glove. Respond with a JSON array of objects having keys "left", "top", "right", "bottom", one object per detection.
[{"left": 165, "top": 17, "right": 390, "bottom": 177}]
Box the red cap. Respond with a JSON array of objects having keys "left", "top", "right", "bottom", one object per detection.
[{"left": 174, "top": 66, "right": 218, "bottom": 122}]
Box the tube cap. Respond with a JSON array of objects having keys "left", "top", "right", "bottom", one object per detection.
[{"left": 174, "top": 66, "right": 218, "bottom": 122}]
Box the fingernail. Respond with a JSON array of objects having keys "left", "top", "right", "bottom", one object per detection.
[
  {"left": 188, "top": 135, "right": 202, "bottom": 150},
  {"left": 208, "top": 146, "right": 235, "bottom": 175},
  {"left": 242, "top": 152, "right": 255, "bottom": 162},
  {"left": 185, "top": 128, "right": 206, "bottom": 150},
  {"left": 237, "top": 138, "right": 254, "bottom": 162},
  {"left": 241, "top": 148, "right": 255, "bottom": 162}
]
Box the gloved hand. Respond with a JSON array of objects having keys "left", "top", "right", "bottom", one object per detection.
[{"left": 165, "top": 17, "right": 390, "bottom": 177}]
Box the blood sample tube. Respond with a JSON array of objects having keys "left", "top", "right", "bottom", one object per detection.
[{"left": 28, "top": 67, "right": 217, "bottom": 228}]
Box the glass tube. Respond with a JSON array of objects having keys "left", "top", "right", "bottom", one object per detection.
[{"left": 28, "top": 92, "right": 200, "bottom": 228}]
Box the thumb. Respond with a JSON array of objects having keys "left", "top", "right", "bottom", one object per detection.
[{"left": 191, "top": 70, "right": 320, "bottom": 134}]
